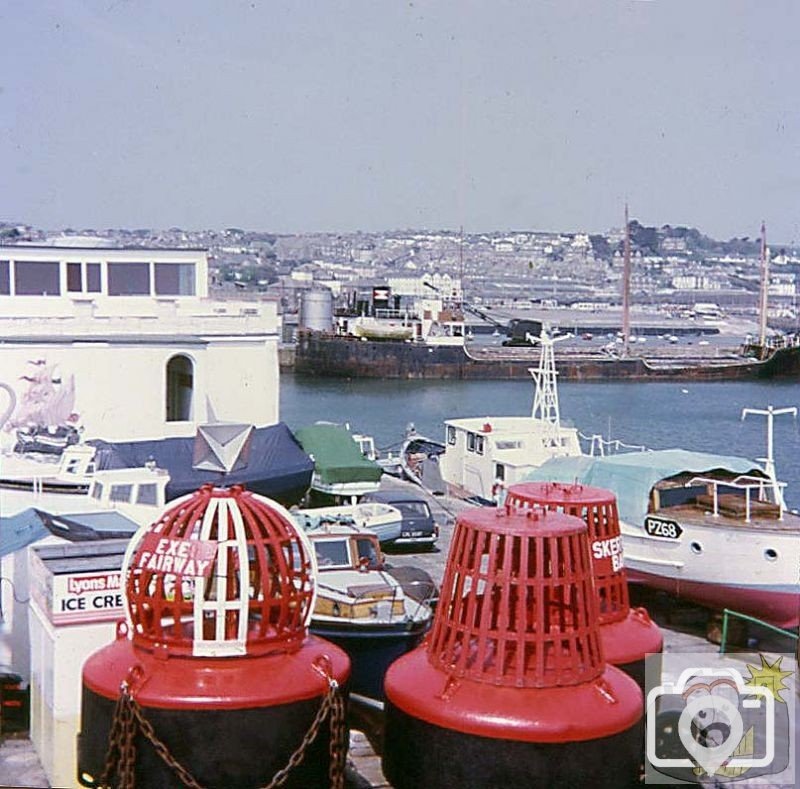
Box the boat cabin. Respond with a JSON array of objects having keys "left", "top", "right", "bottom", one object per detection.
[{"left": 440, "top": 415, "right": 582, "bottom": 502}]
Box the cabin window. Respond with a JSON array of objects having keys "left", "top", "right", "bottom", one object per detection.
[
  {"left": 315, "top": 540, "right": 349, "bottom": 568},
  {"left": 92, "top": 482, "right": 104, "bottom": 501},
  {"left": 107, "top": 262, "right": 150, "bottom": 295},
  {"left": 446, "top": 425, "right": 456, "bottom": 445},
  {"left": 67, "top": 263, "right": 82, "bottom": 292},
  {"left": 110, "top": 484, "right": 133, "bottom": 503},
  {"left": 14, "top": 261, "right": 60, "bottom": 295},
  {"left": 155, "top": 263, "right": 196, "bottom": 296},
  {"left": 495, "top": 440, "right": 521, "bottom": 450},
  {"left": 495, "top": 464, "right": 505, "bottom": 481},
  {"left": 467, "top": 433, "right": 476, "bottom": 452},
  {"left": 475, "top": 435, "right": 485, "bottom": 455},
  {"left": 0, "top": 261, "right": 10, "bottom": 295},
  {"left": 166, "top": 355, "right": 194, "bottom": 422},
  {"left": 137, "top": 483, "right": 158, "bottom": 506},
  {"left": 86, "top": 263, "right": 102, "bottom": 292}
]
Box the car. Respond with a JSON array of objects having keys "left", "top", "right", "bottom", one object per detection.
[{"left": 360, "top": 490, "right": 438, "bottom": 549}]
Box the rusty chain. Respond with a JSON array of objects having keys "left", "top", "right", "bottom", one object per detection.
[{"left": 97, "top": 672, "right": 346, "bottom": 789}]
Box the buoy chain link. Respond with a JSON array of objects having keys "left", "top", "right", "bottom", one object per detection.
[{"left": 98, "top": 677, "right": 346, "bottom": 789}]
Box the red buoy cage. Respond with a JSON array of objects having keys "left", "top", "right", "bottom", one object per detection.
[
  {"left": 125, "top": 484, "right": 316, "bottom": 657},
  {"left": 428, "top": 506, "right": 603, "bottom": 687},
  {"left": 506, "top": 482, "right": 629, "bottom": 624}
]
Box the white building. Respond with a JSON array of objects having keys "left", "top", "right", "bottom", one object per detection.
[{"left": 0, "top": 245, "right": 280, "bottom": 443}]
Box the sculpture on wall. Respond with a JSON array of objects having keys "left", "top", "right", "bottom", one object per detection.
[{"left": 2, "top": 359, "right": 83, "bottom": 455}]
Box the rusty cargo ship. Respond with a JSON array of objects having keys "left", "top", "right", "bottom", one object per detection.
[{"left": 293, "top": 330, "right": 800, "bottom": 381}]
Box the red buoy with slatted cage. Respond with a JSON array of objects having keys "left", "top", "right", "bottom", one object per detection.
[
  {"left": 506, "top": 481, "right": 663, "bottom": 689},
  {"left": 383, "top": 505, "right": 643, "bottom": 789},
  {"left": 77, "top": 485, "right": 350, "bottom": 789}
]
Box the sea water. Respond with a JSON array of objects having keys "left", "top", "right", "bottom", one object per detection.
[{"left": 280, "top": 374, "right": 800, "bottom": 509}]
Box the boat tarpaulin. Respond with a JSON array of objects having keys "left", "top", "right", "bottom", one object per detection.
[
  {"left": 36, "top": 509, "right": 142, "bottom": 541},
  {"left": 89, "top": 422, "right": 313, "bottom": 505},
  {"left": 524, "top": 449, "right": 763, "bottom": 527},
  {"left": 295, "top": 424, "right": 383, "bottom": 485},
  {"left": 0, "top": 508, "right": 49, "bottom": 558}
]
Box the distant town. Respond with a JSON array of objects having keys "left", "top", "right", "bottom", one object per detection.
[{"left": 2, "top": 219, "right": 798, "bottom": 332}]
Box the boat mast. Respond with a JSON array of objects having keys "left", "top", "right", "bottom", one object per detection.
[
  {"left": 528, "top": 329, "right": 568, "bottom": 447},
  {"left": 741, "top": 405, "right": 796, "bottom": 489},
  {"left": 621, "top": 203, "right": 632, "bottom": 358},
  {"left": 758, "top": 221, "right": 769, "bottom": 354}
]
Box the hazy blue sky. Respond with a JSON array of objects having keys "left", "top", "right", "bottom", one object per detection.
[{"left": 2, "top": 1, "right": 798, "bottom": 240}]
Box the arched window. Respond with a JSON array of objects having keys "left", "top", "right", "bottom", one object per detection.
[{"left": 166, "top": 355, "right": 193, "bottom": 422}]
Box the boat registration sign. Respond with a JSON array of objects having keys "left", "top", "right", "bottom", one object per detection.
[{"left": 644, "top": 516, "right": 683, "bottom": 540}]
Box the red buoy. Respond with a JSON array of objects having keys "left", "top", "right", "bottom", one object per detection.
[
  {"left": 383, "top": 506, "right": 643, "bottom": 788},
  {"left": 506, "top": 481, "right": 663, "bottom": 689},
  {"left": 78, "top": 485, "right": 350, "bottom": 789}
]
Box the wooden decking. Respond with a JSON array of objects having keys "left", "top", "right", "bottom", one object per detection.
[{"left": 657, "top": 501, "right": 800, "bottom": 532}]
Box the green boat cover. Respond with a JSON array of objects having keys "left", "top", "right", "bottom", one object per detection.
[
  {"left": 524, "top": 449, "right": 764, "bottom": 527},
  {"left": 295, "top": 424, "right": 383, "bottom": 485}
]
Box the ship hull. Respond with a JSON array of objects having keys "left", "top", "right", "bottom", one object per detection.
[
  {"left": 295, "top": 332, "right": 800, "bottom": 381},
  {"left": 626, "top": 569, "right": 799, "bottom": 629}
]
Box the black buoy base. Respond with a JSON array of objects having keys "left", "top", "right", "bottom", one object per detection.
[
  {"left": 383, "top": 703, "right": 644, "bottom": 789},
  {"left": 78, "top": 687, "right": 341, "bottom": 789},
  {"left": 617, "top": 650, "right": 663, "bottom": 694}
]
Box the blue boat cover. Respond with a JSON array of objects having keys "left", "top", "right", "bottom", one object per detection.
[
  {"left": 36, "top": 509, "right": 142, "bottom": 541},
  {"left": 524, "top": 449, "right": 763, "bottom": 527},
  {"left": 0, "top": 508, "right": 49, "bottom": 559},
  {"left": 89, "top": 422, "right": 314, "bottom": 505}
]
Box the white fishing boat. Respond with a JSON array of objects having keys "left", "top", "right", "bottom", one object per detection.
[
  {"left": 303, "top": 519, "right": 433, "bottom": 698},
  {"left": 524, "top": 447, "right": 800, "bottom": 628},
  {"left": 440, "top": 331, "right": 582, "bottom": 503},
  {"left": 441, "top": 330, "right": 800, "bottom": 628}
]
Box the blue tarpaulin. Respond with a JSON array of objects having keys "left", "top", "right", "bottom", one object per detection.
[
  {"left": 0, "top": 508, "right": 49, "bottom": 559},
  {"left": 89, "top": 422, "right": 314, "bottom": 505}
]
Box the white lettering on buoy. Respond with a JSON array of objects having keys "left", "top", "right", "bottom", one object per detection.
[
  {"left": 591, "top": 536, "right": 624, "bottom": 572},
  {"left": 135, "top": 537, "right": 217, "bottom": 578}
]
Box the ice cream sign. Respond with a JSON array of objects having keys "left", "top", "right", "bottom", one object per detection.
[
  {"left": 134, "top": 535, "right": 217, "bottom": 578},
  {"left": 42, "top": 571, "right": 125, "bottom": 625}
]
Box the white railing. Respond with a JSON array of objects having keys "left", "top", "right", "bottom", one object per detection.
[{"left": 686, "top": 474, "right": 786, "bottom": 522}]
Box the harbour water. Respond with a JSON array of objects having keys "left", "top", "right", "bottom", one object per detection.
[{"left": 281, "top": 374, "right": 800, "bottom": 509}]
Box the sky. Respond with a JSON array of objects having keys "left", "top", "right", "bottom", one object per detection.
[{"left": 2, "top": 1, "right": 799, "bottom": 241}]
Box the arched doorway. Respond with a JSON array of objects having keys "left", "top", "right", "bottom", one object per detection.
[{"left": 166, "top": 354, "right": 194, "bottom": 422}]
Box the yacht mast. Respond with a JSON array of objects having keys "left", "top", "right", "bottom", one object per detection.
[
  {"left": 758, "top": 221, "right": 769, "bottom": 353},
  {"left": 621, "top": 203, "right": 632, "bottom": 357}
]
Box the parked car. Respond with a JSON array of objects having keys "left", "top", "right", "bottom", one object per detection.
[{"left": 360, "top": 490, "right": 438, "bottom": 549}]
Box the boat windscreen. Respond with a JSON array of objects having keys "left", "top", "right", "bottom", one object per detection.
[{"left": 314, "top": 540, "right": 350, "bottom": 568}]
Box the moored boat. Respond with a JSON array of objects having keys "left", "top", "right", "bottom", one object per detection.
[
  {"left": 400, "top": 431, "right": 446, "bottom": 494},
  {"left": 302, "top": 520, "right": 433, "bottom": 698},
  {"left": 526, "top": 450, "right": 800, "bottom": 628},
  {"left": 293, "top": 500, "right": 403, "bottom": 544}
]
